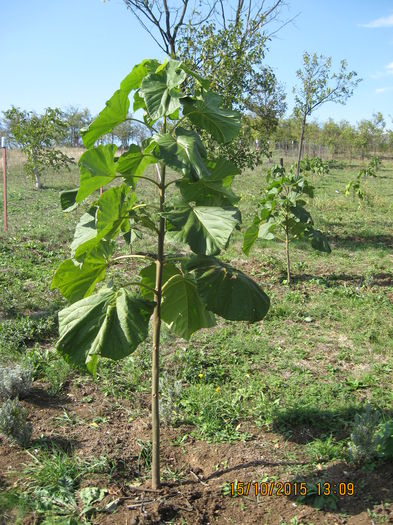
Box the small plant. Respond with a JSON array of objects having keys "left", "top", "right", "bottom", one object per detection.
[
  {"left": 300, "top": 156, "right": 329, "bottom": 176},
  {"left": 243, "top": 163, "right": 331, "bottom": 285},
  {"left": 296, "top": 480, "right": 338, "bottom": 511},
  {"left": 0, "top": 398, "right": 32, "bottom": 447},
  {"left": 159, "top": 372, "right": 183, "bottom": 424},
  {"left": 136, "top": 439, "right": 153, "bottom": 474},
  {"left": 345, "top": 156, "right": 382, "bottom": 201},
  {"left": 0, "top": 364, "right": 32, "bottom": 400},
  {"left": 347, "top": 404, "right": 381, "bottom": 464}
]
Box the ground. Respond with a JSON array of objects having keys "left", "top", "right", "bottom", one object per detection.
[{"left": 0, "top": 150, "right": 392, "bottom": 524}]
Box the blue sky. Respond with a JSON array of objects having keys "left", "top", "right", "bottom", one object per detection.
[{"left": 1, "top": 0, "right": 392, "bottom": 129}]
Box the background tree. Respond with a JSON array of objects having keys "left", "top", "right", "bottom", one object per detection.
[
  {"left": 293, "top": 52, "right": 361, "bottom": 175},
  {"left": 244, "top": 163, "right": 331, "bottom": 285},
  {"left": 122, "top": 0, "right": 288, "bottom": 169},
  {"left": 63, "top": 107, "right": 92, "bottom": 147},
  {"left": 4, "top": 107, "right": 75, "bottom": 189}
]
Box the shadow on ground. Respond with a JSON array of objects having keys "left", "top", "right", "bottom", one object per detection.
[
  {"left": 292, "top": 271, "right": 393, "bottom": 287},
  {"left": 272, "top": 406, "right": 393, "bottom": 444},
  {"left": 330, "top": 233, "right": 393, "bottom": 251}
]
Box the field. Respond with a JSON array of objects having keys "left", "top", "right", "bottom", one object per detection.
[{"left": 0, "top": 150, "right": 392, "bottom": 524}]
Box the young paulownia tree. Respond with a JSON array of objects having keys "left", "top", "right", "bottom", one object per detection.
[
  {"left": 293, "top": 52, "right": 361, "bottom": 176},
  {"left": 52, "top": 59, "right": 270, "bottom": 489},
  {"left": 4, "top": 107, "right": 74, "bottom": 189},
  {"left": 243, "top": 163, "right": 331, "bottom": 285}
]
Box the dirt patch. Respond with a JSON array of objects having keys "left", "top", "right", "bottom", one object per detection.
[{"left": 0, "top": 380, "right": 392, "bottom": 524}]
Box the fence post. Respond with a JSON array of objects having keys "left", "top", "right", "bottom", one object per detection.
[{"left": 1, "top": 138, "right": 7, "bottom": 232}]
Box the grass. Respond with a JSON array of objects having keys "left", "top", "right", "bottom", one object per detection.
[{"left": 0, "top": 152, "right": 392, "bottom": 519}]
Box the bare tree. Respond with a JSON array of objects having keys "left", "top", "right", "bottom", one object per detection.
[{"left": 123, "top": 1, "right": 289, "bottom": 58}]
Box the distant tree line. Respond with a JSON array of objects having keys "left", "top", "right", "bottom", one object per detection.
[
  {"left": 268, "top": 112, "right": 393, "bottom": 159},
  {"left": 0, "top": 106, "right": 149, "bottom": 150}
]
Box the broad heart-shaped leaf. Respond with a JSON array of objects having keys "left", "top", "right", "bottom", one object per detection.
[
  {"left": 140, "top": 61, "right": 187, "bottom": 119},
  {"left": 310, "top": 229, "right": 331, "bottom": 253},
  {"left": 177, "top": 158, "right": 240, "bottom": 206},
  {"left": 154, "top": 128, "right": 209, "bottom": 180},
  {"left": 165, "top": 204, "right": 241, "bottom": 256},
  {"left": 161, "top": 274, "right": 215, "bottom": 339},
  {"left": 243, "top": 218, "right": 260, "bottom": 256},
  {"left": 57, "top": 287, "right": 154, "bottom": 376},
  {"left": 120, "top": 59, "right": 160, "bottom": 93},
  {"left": 82, "top": 59, "right": 160, "bottom": 148},
  {"left": 116, "top": 143, "right": 156, "bottom": 185},
  {"left": 71, "top": 208, "right": 97, "bottom": 260},
  {"left": 139, "top": 263, "right": 181, "bottom": 301},
  {"left": 187, "top": 256, "right": 270, "bottom": 322},
  {"left": 60, "top": 188, "right": 78, "bottom": 212},
  {"left": 81, "top": 90, "right": 130, "bottom": 149},
  {"left": 77, "top": 145, "right": 117, "bottom": 202},
  {"left": 258, "top": 219, "right": 276, "bottom": 240},
  {"left": 51, "top": 241, "right": 114, "bottom": 303},
  {"left": 96, "top": 185, "right": 137, "bottom": 240},
  {"left": 181, "top": 92, "right": 241, "bottom": 144},
  {"left": 72, "top": 186, "right": 137, "bottom": 261}
]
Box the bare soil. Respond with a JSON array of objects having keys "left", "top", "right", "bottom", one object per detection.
[{"left": 1, "top": 381, "right": 392, "bottom": 524}]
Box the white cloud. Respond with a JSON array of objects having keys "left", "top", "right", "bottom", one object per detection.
[
  {"left": 360, "top": 13, "right": 393, "bottom": 28},
  {"left": 376, "top": 87, "right": 388, "bottom": 94},
  {"left": 386, "top": 62, "right": 393, "bottom": 74}
]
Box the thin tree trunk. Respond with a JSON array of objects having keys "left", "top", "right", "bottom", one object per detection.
[
  {"left": 296, "top": 115, "right": 307, "bottom": 177},
  {"left": 33, "top": 167, "right": 42, "bottom": 190},
  {"left": 285, "top": 217, "right": 291, "bottom": 286},
  {"left": 151, "top": 159, "right": 166, "bottom": 489}
]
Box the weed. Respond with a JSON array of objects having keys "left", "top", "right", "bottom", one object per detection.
[
  {"left": 25, "top": 346, "right": 71, "bottom": 395},
  {"left": 0, "top": 398, "right": 32, "bottom": 447},
  {"left": 0, "top": 364, "right": 32, "bottom": 400},
  {"left": 348, "top": 405, "right": 382, "bottom": 464},
  {"left": 136, "top": 439, "right": 152, "bottom": 474}
]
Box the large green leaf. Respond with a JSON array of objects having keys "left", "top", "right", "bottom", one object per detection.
[
  {"left": 161, "top": 274, "right": 215, "bottom": 339},
  {"left": 51, "top": 242, "right": 113, "bottom": 303},
  {"left": 120, "top": 59, "right": 160, "bottom": 92},
  {"left": 139, "top": 263, "right": 181, "bottom": 301},
  {"left": 60, "top": 188, "right": 78, "bottom": 212},
  {"left": 96, "top": 185, "right": 137, "bottom": 240},
  {"left": 154, "top": 128, "right": 209, "bottom": 180},
  {"left": 81, "top": 59, "right": 160, "bottom": 148},
  {"left": 71, "top": 208, "right": 98, "bottom": 260},
  {"left": 177, "top": 158, "right": 240, "bottom": 205},
  {"left": 57, "top": 287, "right": 154, "bottom": 376},
  {"left": 77, "top": 145, "right": 117, "bottom": 202},
  {"left": 242, "top": 218, "right": 260, "bottom": 256},
  {"left": 140, "top": 61, "right": 187, "bottom": 119},
  {"left": 166, "top": 204, "right": 240, "bottom": 255},
  {"left": 116, "top": 143, "right": 156, "bottom": 184},
  {"left": 81, "top": 91, "right": 130, "bottom": 149},
  {"left": 187, "top": 256, "right": 270, "bottom": 322},
  {"left": 182, "top": 92, "right": 241, "bottom": 144},
  {"left": 72, "top": 186, "right": 137, "bottom": 261}
]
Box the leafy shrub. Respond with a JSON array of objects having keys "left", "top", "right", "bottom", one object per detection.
[
  {"left": 0, "top": 315, "right": 57, "bottom": 358},
  {"left": 24, "top": 346, "right": 70, "bottom": 395},
  {"left": 0, "top": 398, "right": 32, "bottom": 447},
  {"left": 300, "top": 156, "right": 330, "bottom": 175},
  {"left": 0, "top": 364, "right": 32, "bottom": 400},
  {"left": 347, "top": 405, "right": 393, "bottom": 464}
]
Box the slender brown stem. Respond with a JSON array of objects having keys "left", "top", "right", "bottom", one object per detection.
[
  {"left": 296, "top": 114, "right": 307, "bottom": 177},
  {"left": 151, "top": 122, "right": 167, "bottom": 490},
  {"left": 285, "top": 216, "right": 291, "bottom": 286}
]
